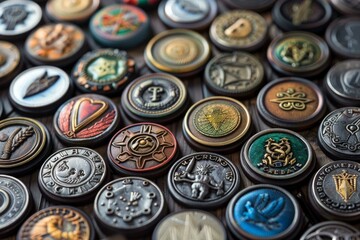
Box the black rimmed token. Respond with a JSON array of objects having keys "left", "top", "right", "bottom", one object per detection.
[
  {"left": 38, "top": 147, "right": 108, "bottom": 204},
  {"left": 0, "top": 117, "right": 51, "bottom": 176},
  {"left": 241, "top": 128, "right": 316, "bottom": 186},
  {"left": 9, "top": 66, "right": 73, "bottom": 115},
  {"left": 308, "top": 160, "right": 360, "bottom": 221},
  {"left": 0, "top": 41, "right": 22, "bottom": 87},
  {"left": 167, "top": 152, "right": 241, "bottom": 208},
  {"left": 53, "top": 94, "right": 120, "bottom": 147},
  {"left": 94, "top": 177, "right": 167, "bottom": 237},
  {"left": 300, "top": 221, "right": 360, "bottom": 239},
  {"left": 0, "top": 175, "right": 32, "bottom": 237},
  {"left": 330, "top": 0, "right": 360, "bottom": 16},
  {"left": 222, "top": 0, "right": 276, "bottom": 12}
]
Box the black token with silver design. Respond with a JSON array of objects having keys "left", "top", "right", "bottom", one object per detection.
[
  {"left": 0, "top": 175, "right": 32, "bottom": 237},
  {"left": 300, "top": 221, "right": 360, "bottom": 240},
  {"left": 309, "top": 160, "right": 360, "bottom": 221},
  {"left": 167, "top": 152, "right": 241, "bottom": 208},
  {"left": 38, "top": 147, "right": 107, "bottom": 203},
  {"left": 204, "top": 52, "right": 264, "bottom": 98},
  {"left": 94, "top": 177, "right": 167, "bottom": 237}
]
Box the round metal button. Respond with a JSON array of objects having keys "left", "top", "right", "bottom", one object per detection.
[
  {"left": 107, "top": 123, "right": 178, "bottom": 177},
  {"left": 257, "top": 77, "right": 326, "bottom": 130},
  {"left": 222, "top": 0, "right": 276, "bottom": 12},
  {"left": 72, "top": 49, "right": 136, "bottom": 96},
  {"left": 158, "top": 0, "right": 218, "bottom": 30},
  {"left": 0, "top": 175, "right": 32, "bottom": 237},
  {"left": 89, "top": 4, "right": 151, "bottom": 48},
  {"left": 54, "top": 94, "right": 120, "bottom": 147},
  {"left": 204, "top": 52, "right": 264, "bottom": 98},
  {"left": 309, "top": 160, "right": 360, "bottom": 221},
  {"left": 168, "top": 152, "right": 240, "bottom": 208},
  {"left": 145, "top": 29, "right": 210, "bottom": 76},
  {"left": 272, "top": 0, "right": 332, "bottom": 33},
  {"left": 152, "top": 210, "right": 227, "bottom": 240},
  {"left": 318, "top": 107, "right": 360, "bottom": 161},
  {"left": 0, "top": 117, "right": 51, "bottom": 176},
  {"left": 325, "top": 60, "right": 360, "bottom": 107},
  {"left": 39, "top": 147, "right": 108, "bottom": 203},
  {"left": 326, "top": 17, "right": 360, "bottom": 59},
  {"left": 25, "top": 23, "right": 87, "bottom": 67},
  {"left": 267, "top": 32, "right": 330, "bottom": 77},
  {"left": 330, "top": 0, "right": 360, "bottom": 16},
  {"left": 0, "top": 41, "right": 22, "bottom": 87},
  {"left": 183, "top": 96, "right": 252, "bottom": 152},
  {"left": 300, "top": 221, "right": 360, "bottom": 240},
  {"left": 46, "top": 0, "right": 100, "bottom": 23},
  {"left": 94, "top": 177, "right": 166, "bottom": 236},
  {"left": 209, "top": 10, "right": 268, "bottom": 52},
  {"left": 0, "top": 0, "right": 42, "bottom": 39},
  {"left": 9, "top": 66, "right": 73, "bottom": 114},
  {"left": 17, "top": 206, "right": 95, "bottom": 240},
  {"left": 241, "top": 128, "right": 315, "bottom": 186},
  {"left": 121, "top": 73, "right": 188, "bottom": 123}
]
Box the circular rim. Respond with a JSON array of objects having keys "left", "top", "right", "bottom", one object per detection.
[
  {"left": 300, "top": 221, "right": 360, "bottom": 240},
  {"left": 167, "top": 152, "right": 241, "bottom": 208},
  {"left": 46, "top": 0, "right": 100, "bottom": 22},
  {"left": 222, "top": 0, "right": 276, "bottom": 11},
  {"left": 330, "top": 0, "right": 360, "bottom": 15},
  {"left": 0, "top": 41, "right": 21, "bottom": 83}
]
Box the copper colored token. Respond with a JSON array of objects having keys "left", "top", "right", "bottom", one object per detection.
[
  {"left": 17, "top": 206, "right": 95, "bottom": 240},
  {"left": 108, "top": 123, "right": 177, "bottom": 177},
  {"left": 257, "top": 77, "right": 326, "bottom": 130}
]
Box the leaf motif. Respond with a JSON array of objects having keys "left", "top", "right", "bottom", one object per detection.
[
  {"left": 59, "top": 101, "right": 74, "bottom": 133},
  {"left": 24, "top": 71, "right": 60, "bottom": 98},
  {"left": 76, "top": 110, "right": 116, "bottom": 138}
]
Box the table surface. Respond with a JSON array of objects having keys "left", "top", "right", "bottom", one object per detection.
[{"left": 1, "top": 1, "right": 359, "bottom": 239}]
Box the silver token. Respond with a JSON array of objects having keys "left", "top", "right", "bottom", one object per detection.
[{"left": 300, "top": 221, "right": 360, "bottom": 240}]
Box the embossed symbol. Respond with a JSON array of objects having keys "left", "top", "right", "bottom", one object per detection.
[
  {"left": 58, "top": 97, "right": 115, "bottom": 139},
  {"left": 270, "top": 88, "right": 313, "bottom": 111},
  {"left": 291, "top": 0, "right": 312, "bottom": 25},
  {"left": 100, "top": 9, "right": 142, "bottom": 35},
  {"left": 24, "top": 71, "right": 60, "bottom": 98},
  {"left": 0, "top": 4, "right": 31, "bottom": 31},
  {"left": 161, "top": 38, "right": 198, "bottom": 65},
  {"left": 55, "top": 160, "right": 87, "bottom": 184},
  {"left": 224, "top": 18, "right": 252, "bottom": 38},
  {"left": 279, "top": 41, "right": 315, "bottom": 67},
  {"left": 344, "top": 25, "right": 359, "bottom": 49},
  {"left": 39, "top": 24, "right": 73, "bottom": 55},
  {"left": 0, "top": 127, "right": 34, "bottom": 160},
  {"left": 112, "top": 125, "right": 174, "bottom": 169},
  {"left": 174, "top": 157, "right": 225, "bottom": 200},
  {"left": 344, "top": 70, "right": 360, "bottom": 89},
  {"left": 87, "top": 57, "right": 118, "bottom": 80},
  {"left": 147, "top": 86, "right": 164, "bottom": 102},
  {"left": 177, "top": 0, "right": 205, "bottom": 14},
  {"left": 242, "top": 193, "right": 285, "bottom": 230},
  {"left": 333, "top": 170, "right": 358, "bottom": 202},
  {"left": 261, "top": 138, "right": 296, "bottom": 167}
]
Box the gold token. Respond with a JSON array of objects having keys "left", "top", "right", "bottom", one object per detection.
[{"left": 46, "top": 0, "right": 100, "bottom": 22}]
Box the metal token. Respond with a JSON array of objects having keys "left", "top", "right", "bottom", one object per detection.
[
  {"left": 145, "top": 29, "right": 210, "bottom": 77},
  {"left": 72, "top": 49, "right": 136, "bottom": 95},
  {"left": 121, "top": 73, "right": 188, "bottom": 123},
  {"left": 257, "top": 77, "right": 326, "bottom": 130},
  {"left": 267, "top": 32, "right": 330, "bottom": 77},
  {"left": 89, "top": 4, "right": 151, "bottom": 49},
  {"left": 272, "top": 0, "right": 332, "bottom": 33},
  {"left": 94, "top": 177, "right": 166, "bottom": 236},
  {"left": 168, "top": 152, "right": 240, "bottom": 208},
  {"left": 107, "top": 123, "right": 178, "bottom": 177},
  {"left": 25, "top": 23, "right": 86, "bottom": 67},
  {"left": 300, "top": 221, "right": 360, "bottom": 240},
  {"left": 330, "top": 0, "right": 360, "bottom": 16},
  {"left": 54, "top": 94, "right": 120, "bottom": 147},
  {"left": 152, "top": 210, "right": 227, "bottom": 240},
  {"left": 226, "top": 184, "right": 304, "bottom": 240},
  {"left": 326, "top": 17, "right": 360, "bottom": 59},
  {"left": 241, "top": 128, "right": 315, "bottom": 186},
  {"left": 0, "top": 117, "right": 51, "bottom": 176},
  {"left": 0, "top": 0, "right": 42, "bottom": 39},
  {"left": 0, "top": 41, "right": 22, "bottom": 87},
  {"left": 17, "top": 206, "right": 95, "bottom": 240},
  {"left": 158, "top": 0, "right": 218, "bottom": 30},
  {"left": 183, "top": 96, "right": 251, "bottom": 152},
  {"left": 309, "top": 160, "right": 360, "bottom": 221},
  {"left": 204, "top": 52, "right": 264, "bottom": 98},
  {"left": 222, "top": 0, "right": 276, "bottom": 12},
  {"left": 318, "top": 107, "right": 360, "bottom": 161},
  {"left": 325, "top": 60, "right": 360, "bottom": 107},
  {"left": 0, "top": 175, "right": 32, "bottom": 237},
  {"left": 9, "top": 66, "right": 73, "bottom": 114},
  {"left": 209, "top": 10, "right": 268, "bottom": 52},
  {"left": 39, "top": 147, "right": 108, "bottom": 203},
  {"left": 46, "top": 0, "right": 100, "bottom": 23}
]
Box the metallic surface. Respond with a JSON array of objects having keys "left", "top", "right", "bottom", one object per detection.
[{"left": 46, "top": 0, "right": 100, "bottom": 22}]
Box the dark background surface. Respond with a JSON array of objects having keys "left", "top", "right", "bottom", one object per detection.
[{"left": 1, "top": 0, "right": 359, "bottom": 239}]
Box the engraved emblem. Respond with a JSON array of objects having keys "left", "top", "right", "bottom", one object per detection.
[
  {"left": 99, "top": 8, "right": 143, "bottom": 35},
  {"left": 224, "top": 18, "right": 252, "bottom": 38},
  {"left": 0, "top": 127, "right": 34, "bottom": 160},
  {"left": 62, "top": 0, "right": 89, "bottom": 11},
  {"left": 279, "top": 41, "right": 315, "bottom": 67},
  {"left": 344, "top": 70, "right": 360, "bottom": 89},
  {"left": 147, "top": 86, "right": 164, "bottom": 102},
  {"left": 23, "top": 71, "right": 60, "bottom": 98},
  {"left": 242, "top": 193, "right": 285, "bottom": 230},
  {"left": 177, "top": 0, "right": 205, "bottom": 14},
  {"left": 87, "top": 57, "right": 117, "bottom": 80},
  {"left": 194, "top": 103, "right": 241, "bottom": 137},
  {"left": 0, "top": 4, "right": 30, "bottom": 31},
  {"left": 291, "top": 0, "right": 312, "bottom": 25},
  {"left": 159, "top": 38, "right": 198, "bottom": 65},
  {"left": 270, "top": 88, "right": 313, "bottom": 111},
  {"left": 344, "top": 25, "right": 359, "bottom": 49},
  {"left": 261, "top": 138, "right": 296, "bottom": 167},
  {"left": 333, "top": 170, "right": 358, "bottom": 202}
]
